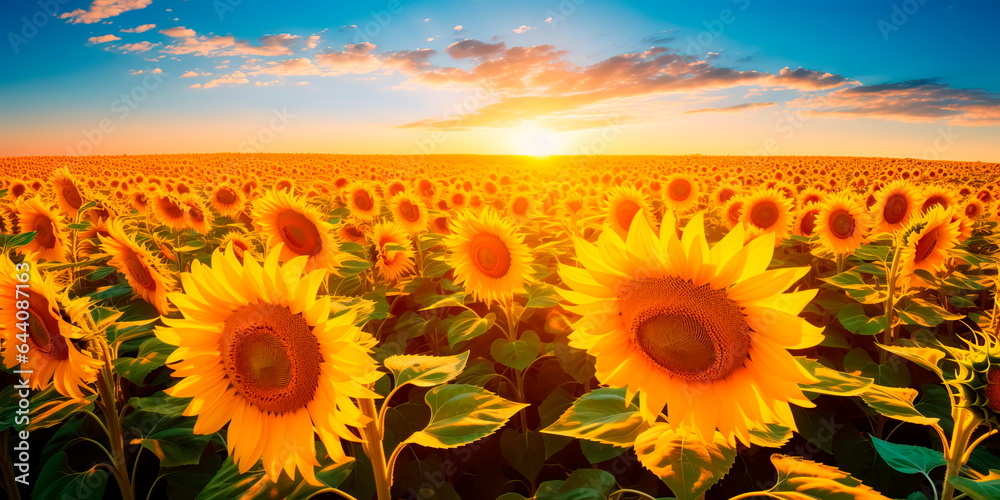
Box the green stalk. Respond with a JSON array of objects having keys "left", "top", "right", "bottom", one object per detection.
[
  {"left": 95, "top": 339, "right": 135, "bottom": 500},
  {"left": 358, "top": 397, "right": 390, "bottom": 500}
]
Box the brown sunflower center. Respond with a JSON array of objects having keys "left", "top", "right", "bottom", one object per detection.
[
  {"left": 34, "top": 216, "right": 56, "bottom": 249},
  {"left": 966, "top": 203, "right": 981, "bottom": 218},
  {"left": 160, "top": 198, "right": 185, "bottom": 219},
  {"left": 718, "top": 188, "right": 735, "bottom": 203},
  {"left": 914, "top": 226, "right": 940, "bottom": 263},
  {"left": 277, "top": 210, "right": 322, "bottom": 256},
  {"left": 829, "top": 209, "right": 855, "bottom": 239},
  {"left": 922, "top": 195, "right": 948, "bottom": 212},
  {"left": 750, "top": 200, "right": 779, "bottom": 229},
  {"left": 669, "top": 180, "right": 691, "bottom": 201},
  {"left": 26, "top": 294, "right": 69, "bottom": 360},
  {"left": 353, "top": 190, "right": 374, "bottom": 211},
  {"left": 12, "top": 184, "right": 25, "bottom": 198},
  {"left": 800, "top": 209, "right": 819, "bottom": 236},
  {"left": 125, "top": 251, "right": 155, "bottom": 290},
  {"left": 512, "top": 197, "right": 529, "bottom": 215},
  {"left": 986, "top": 368, "right": 1000, "bottom": 413},
  {"left": 470, "top": 232, "right": 512, "bottom": 278},
  {"left": 221, "top": 303, "right": 321, "bottom": 414},
  {"left": 615, "top": 200, "right": 641, "bottom": 231},
  {"left": 62, "top": 183, "right": 83, "bottom": 210},
  {"left": 883, "top": 192, "right": 908, "bottom": 224},
  {"left": 216, "top": 188, "right": 237, "bottom": 205},
  {"left": 398, "top": 200, "right": 420, "bottom": 222},
  {"left": 620, "top": 277, "right": 750, "bottom": 382}
]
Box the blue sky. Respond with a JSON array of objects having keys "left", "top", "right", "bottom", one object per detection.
[{"left": 1, "top": 0, "right": 998, "bottom": 159}]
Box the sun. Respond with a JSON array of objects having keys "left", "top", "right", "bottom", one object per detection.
[{"left": 511, "top": 125, "right": 563, "bottom": 157}]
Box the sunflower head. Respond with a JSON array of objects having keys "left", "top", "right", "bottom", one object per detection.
[
  {"left": 99, "top": 218, "right": 176, "bottom": 315},
  {"left": 16, "top": 196, "right": 69, "bottom": 262},
  {"left": 51, "top": 167, "right": 87, "bottom": 216},
  {"left": 814, "top": 191, "right": 867, "bottom": 255},
  {"left": 559, "top": 210, "right": 821, "bottom": 445},
  {"left": 740, "top": 187, "right": 794, "bottom": 246},
  {"left": 899, "top": 205, "right": 962, "bottom": 277},
  {"left": 389, "top": 192, "right": 428, "bottom": 234},
  {"left": 603, "top": 185, "right": 657, "bottom": 240},
  {"left": 252, "top": 189, "right": 344, "bottom": 273},
  {"left": 445, "top": 208, "right": 532, "bottom": 305},
  {"left": 369, "top": 221, "right": 416, "bottom": 282},
  {"left": 344, "top": 182, "right": 380, "bottom": 221},
  {"left": 872, "top": 180, "right": 919, "bottom": 234},
  {"left": 662, "top": 174, "right": 700, "bottom": 213}
]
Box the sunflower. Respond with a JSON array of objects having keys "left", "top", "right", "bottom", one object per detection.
[
  {"left": 740, "top": 187, "right": 794, "bottom": 245},
  {"left": 794, "top": 205, "right": 820, "bottom": 238},
  {"left": 370, "top": 221, "right": 416, "bottom": 282},
  {"left": 218, "top": 231, "right": 259, "bottom": 264},
  {"left": 130, "top": 190, "right": 151, "bottom": 213},
  {"left": 814, "top": 191, "right": 867, "bottom": 255},
  {"left": 337, "top": 222, "right": 368, "bottom": 244},
  {"left": 17, "top": 196, "right": 69, "bottom": 262},
  {"left": 507, "top": 194, "right": 534, "bottom": 225},
  {"left": 712, "top": 184, "right": 739, "bottom": 207},
  {"left": 918, "top": 186, "right": 955, "bottom": 214},
  {"left": 445, "top": 208, "right": 532, "bottom": 305},
  {"left": 871, "top": 180, "right": 919, "bottom": 234},
  {"left": 154, "top": 246, "right": 381, "bottom": 484},
  {"left": 253, "top": 189, "right": 343, "bottom": 273},
  {"left": 797, "top": 187, "right": 825, "bottom": 208},
  {"left": 721, "top": 196, "right": 744, "bottom": 230},
  {"left": 0, "top": 254, "right": 103, "bottom": 399},
  {"left": 51, "top": 167, "right": 87, "bottom": 216},
  {"left": 558, "top": 212, "right": 821, "bottom": 444},
  {"left": 0, "top": 205, "right": 16, "bottom": 234},
  {"left": 344, "top": 182, "right": 379, "bottom": 222},
  {"left": 662, "top": 174, "right": 700, "bottom": 213},
  {"left": 603, "top": 186, "right": 657, "bottom": 240},
  {"left": 389, "top": 193, "right": 428, "bottom": 234},
  {"left": 151, "top": 192, "right": 188, "bottom": 230},
  {"left": 209, "top": 184, "right": 246, "bottom": 217},
  {"left": 99, "top": 218, "right": 176, "bottom": 315},
  {"left": 899, "top": 206, "right": 962, "bottom": 277},
  {"left": 181, "top": 195, "right": 211, "bottom": 234}
]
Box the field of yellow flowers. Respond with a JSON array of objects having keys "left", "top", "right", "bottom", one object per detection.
[{"left": 2, "top": 153, "right": 1000, "bottom": 500}]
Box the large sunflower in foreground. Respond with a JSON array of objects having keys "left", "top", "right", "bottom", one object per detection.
[
  {"left": 99, "top": 218, "right": 176, "bottom": 315},
  {"left": 0, "top": 254, "right": 103, "bottom": 399},
  {"left": 445, "top": 208, "right": 532, "bottom": 305},
  {"left": 155, "top": 246, "right": 381, "bottom": 484},
  {"left": 253, "top": 189, "right": 343, "bottom": 273},
  {"left": 558, "top": 211, "right": 822, "bottom": 444}
]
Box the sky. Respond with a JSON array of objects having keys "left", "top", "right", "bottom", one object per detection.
[{"left": 1, "top": 0, "right": 998, "bottom": 160}]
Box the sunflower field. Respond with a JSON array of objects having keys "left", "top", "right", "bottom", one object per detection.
[{"left": 3, "top": 154, "right": 1000, "bottom": 500}]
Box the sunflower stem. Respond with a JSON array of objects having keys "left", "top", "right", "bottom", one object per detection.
[
  {"left": 940, "top": 405, "right": 981, "bottom": 500},
  {"left": 880, "top": 244, "right": 903, "bottom": 363},
  {"left": 95, "top": 338, "right": 135, "bottom": 500},
  {"left": 358, "top": 397, "right": 391, "bottom": 500}
]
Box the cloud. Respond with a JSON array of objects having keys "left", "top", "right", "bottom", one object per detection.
[
  {"left": 87, "top": 34, "right": 121, "bottom": 44},
  {"left": 159, "top": 26, "right": 196, "bottom": 38},
  {"left": 445, "top": 39, "right": 506, "bottom": 59},
  {"left": 107, "top": 41, "right": 159, "bottom": 53},
  {"left": 304, "top": 35, "right": 321, "bottom": 50},
  {"left": 769, "top": 67, "right": 858, "bottom": 90},
  {"left": 642, "top": 30, "right": 677, "bottom": 45},
  {"left": 121, "top": 23, "right": 156, "bottom": 33},
  {"left": 256, "top": 58, "right": 322, "bottom": 76},
  {"left": 179, "top": 70, "right": 199, "bottom": 78},
  {"left": 196, "top": 71, "right": 250, "bottom": 89},
  {"left": 60, "top": 0, "right": 152, "bottom": 24},
  {"left": 801, "top": 79, "right": 1000, "bottom": 125},
  {"left": 314, "top": 42, "right": 382, "bottom": 75},
  {"left": 513, "top": 25, "right": 536, "bottom": 34},
  {"left": 684, "top": 102, "right": 777, "bottom": 114},
  {"left": 129, "top": 68, "right": 162, "bottom": 75}
]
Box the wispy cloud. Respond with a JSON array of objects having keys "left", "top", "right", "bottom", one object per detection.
[
  {"left": 684, "top": 102, "right": 777, "bottom": 114},
  {"left": 121, "top": 23, "right": 156, "bottom": 33},
  {"left": 87, "top": 34, "right": 121, "bottom": 45},
  {"left": 801, "top": 79, "right": 1000, "bottom": 125},
  {"left": 60, "top": 0, "right": 152, "bottom": 24}
]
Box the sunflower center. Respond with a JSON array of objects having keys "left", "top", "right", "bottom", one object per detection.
[
  {"left": 669, "top": 180, "right": 691, "bottom": 201},
  {"left": 620, "top": 277, "right": 750, "bottom": 382},
  {"left": 829, "top": 209, "right": 855, "bottom": 239},
  {"left": 800, "top": 209, "right": 819, "bottom": 236},
  {"left": 354, "top": 190, "right": 374, "bottom": 211},
  {"left": 914, "top": 226, "right": 939, "bottom": 263},
  {"left": 34, "top": 216, "right": 57, "bottom": 249},
  {"left": 277, "top": 210, "right": 322, "bottom": 256},
  {"left": 125, "top": 252, "right": 155, "bottom": 290},
  {"left": 986, "top": 368, "right": 1000, "bottom": 413},
  {"left": 470, "top": 232, "right": 512, "bottom": 278},
  {"left": 884, "top": 193, "right": 908, "bottom": 224},
  {"left": 966, "top": 204, "right": 980, "bottom": 218},
  {"left": 216, "top": 188, "right": 237, "bottom": 204},
  {"left": 512, "top": 197, "right": 529, "bottom": 215},
  {"left": 26, "top": 295, "right": 69, "bottom": 360},
  {"left": 399, "top": 200, "right": 420, "bottom": 222},
  {"left": 750, "top": 200, "right": 779, "bottom": 229},
  {"left": 221, "top": 303, "right": 321, "bottom": 414},
  {"left": 718, "top": 188, "right": 735, "bottom": 203},
  {"left": 62, "top": 183, "right": 83, "bottom": 210},
  {"left": 922, "top": 195, "right": 947, "bottom": 212},
  {"left": 616, "top": 200, "right": 641, "bottom": 231},
  {"left": 727, "top": 202, "right": 743, "bottom": 226}
]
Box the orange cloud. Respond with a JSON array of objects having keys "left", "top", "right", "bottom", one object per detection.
[
  {"left": 87, "top": 34, "right": 121, "bottom": 45},
  {"left": 60, "top": 0, "right": 152, "bottom": 24}
]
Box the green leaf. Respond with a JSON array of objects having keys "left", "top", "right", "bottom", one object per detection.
[
  {"left": 861, "top": 384, "right": 939, "bottom": 426},
  {"left": 86, "top": 266, "right": 118, "bottom": 281},
  {"left": 406, "top": 384, "right": 527, "bottom": 449},
  {"left": 750, "top": 454, "right": 892, "bottom": 499},
  {"left": 420, "top": 294, "right": 468, "bottom": 311},
  {"left": 797, "top": 358, "right": 873, "bottom": 396},
  {"left": 491, "top": 330, "right": 542, "bottom": 371},
  {"left": 500, "top": 428, "right": 546, "bottom": 481},
  {"left": 822, "top": 270, "right": 869, "bottom": 290},
  {"left": 748, "top": 423, "right": 794, "bottom": 448},
  {"left": 128, "top": 391, "right": 191, "bottom": 417},
  {"left": 525, "top": 282, "right": 561, "bottom": 308},
  {"left": 553, "top": 340, "right": 596, "bottom": 384},
  {"left": 197, "top": 456, "right": 354, "bottom": 500},
  {"left": 444, "top": 310, "right": 496, "bottom": 347},
  {"left": 877, "top": 343, "right": 945, "bottom": 376},
  {"left": 838, "top": 303, "right": 887, "bottom": 335},
  {"left": 633, "top": 424, "right": 736, "bottom": 500},
  {"left": 947, "top": 476, "right": 1000, "bottom": 500},
  {"left": 33, "top": 451, "right": 108, "bottom": 500},
  {"left": 113, "top": 337, "right": 174, "bottom": 385},
  {"left": 68, "top": 221, "right": 92, "bottom": 231},
  {"left": 580, "top": 440, "right": 628, "bottom": 463},
  {"left": 136, "top": 416, "right": 213, "bottom": 467},
  {"left": 870, "top": 437, "right": 946, "bottom": 476},
  {"left": 542, "top": 387, "right": 648, "bottom": 447},
  {"left": 2, "top": 231, "right": 36, "bottom": 249},
  {"left": 536, "top": 469, "right": 617, "bottom": 500},
  {"left": 88, "top": 283, "right": 134, "bottom": 301},
  {"left": 384, "top": 351, "right": 469, "bottom": 388}
]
